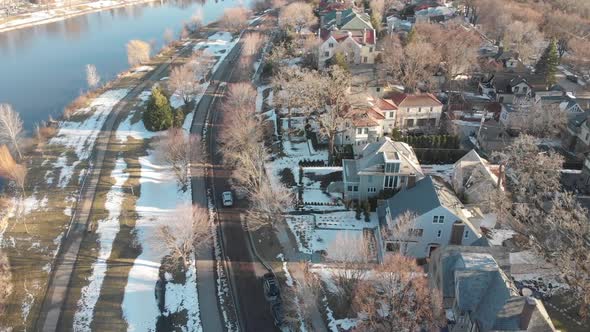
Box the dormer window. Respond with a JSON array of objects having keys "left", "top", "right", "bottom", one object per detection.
[{"left": 329, "top": 43, "right": 334, "bottom": 48}]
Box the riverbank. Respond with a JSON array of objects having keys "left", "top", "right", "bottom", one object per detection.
[
  {"left": 0, "top": 17, "right": 244, "bottom": 329},
  {"left": 0, "top": 0, "right": 159, "bottom": 33}
]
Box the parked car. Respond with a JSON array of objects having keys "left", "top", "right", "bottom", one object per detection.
[
  {"left": 222, "top": 191, "right": 233, "bottom": 207},
  {"left": 270, "top": 301, "right": 285, "bottom": 328},
  {"left": 262, "top": 272, "right": 280, "bottom": 302},
  {"left": 567, "top": 75, "right": 579, "bottom": 83}
]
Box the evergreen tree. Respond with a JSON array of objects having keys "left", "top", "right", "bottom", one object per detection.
[
  {"left": 143, "top": 85, "right": 173, "bottom": 131},
  {"left": 535, "top": 39, "right": 559, "bottom": 89}
]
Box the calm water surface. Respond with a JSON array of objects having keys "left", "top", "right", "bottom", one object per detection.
[{"left": 0, "top": 0, "right": 251, "bottom": 130}]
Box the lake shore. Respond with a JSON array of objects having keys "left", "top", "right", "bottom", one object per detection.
[{"left": 0, "top": 0, "right": 159, "bottom": 33}]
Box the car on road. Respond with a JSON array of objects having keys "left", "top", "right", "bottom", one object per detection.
[
  {"left": 270, "top": 301, "right": 286, "bottom": 328},
  {"left": 567, "top": 74, "right": 580, "bottom": 83},
  {"left": 222, "top": 191, "right": 233, "bottom": 207},
  {"left": 262, "top": 272, "right": 280, "bottom": 302}
]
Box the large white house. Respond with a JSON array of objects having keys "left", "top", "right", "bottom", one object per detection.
[
  {"left": 378, "top": 176, "right": 481, "bottom": 259},
  {"left": 386, "top": 93, "right": 443, "bottom": 130},
  {"left": 342, "top": 137, "right": 423, "bottom": 201},
  {"left": 338, "top": 98, "right": 398, "bottom": 146}
]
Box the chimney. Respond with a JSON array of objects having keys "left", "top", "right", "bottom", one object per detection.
[
  {"left": 320, "top": 15, "right": 325, "bottom": 27},
  {"left": 336, "top": 11, "right": 342, "bottom": 26},
  {"left": 407, "top": 174, "right": 416, "bottom": 189},
  {"left": 519, "top": 297, "right": 537, "bottom": 330}
]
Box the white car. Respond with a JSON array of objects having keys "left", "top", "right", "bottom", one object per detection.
[{"left": 222, "top": 191, "right": 234, "bottom": 207}]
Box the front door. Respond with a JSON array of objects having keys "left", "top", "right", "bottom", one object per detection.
[{"left": 450, "top": 222, "right": 465, "bottom": 245}]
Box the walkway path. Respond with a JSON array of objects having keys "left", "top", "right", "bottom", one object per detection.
[{"left": 36, "top": 42, "right": 194, "bottom": 332}]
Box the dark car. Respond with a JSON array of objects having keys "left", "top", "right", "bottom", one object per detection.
[
  {"left": 567, "top": 75, "right": 579, "bottom": 83},
  {"left": 270, "top": 301, "right": 286, "bottom": 328},
  {"left": 262, "top": 272, "right": 280, "bottom": 302}
]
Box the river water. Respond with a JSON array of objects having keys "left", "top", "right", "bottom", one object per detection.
[{"left": 0, "top": 0, "right": 251, "bottom": 130}]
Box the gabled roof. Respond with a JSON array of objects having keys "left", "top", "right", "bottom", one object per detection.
[
  {"left": 387, "top": 93, "right": 442, "bottom": 108},
  {"left": 453, "top": 149, "right": 499, "bottom": 186},
  {"left": 384, "top": 176, "right": 441, "bottom": 218},
  {"left": 321, "top": 8, "right": 373, "bottom": 30},
  {"left": 375, "top": 98, "right": 398, "bottom": 111},
  {"left": 356, "top": 137, "right": 423, "bottom": 175},
  {"left": 345, "top": 108, "right": 383, "bottom": 127}
]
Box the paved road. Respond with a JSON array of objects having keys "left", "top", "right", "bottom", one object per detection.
[
  {"left": 189, "top": 19, "right": 279, "bottom": 332},
  {"left": 36, "top": 43, "right": 194, "bottom": 331}
]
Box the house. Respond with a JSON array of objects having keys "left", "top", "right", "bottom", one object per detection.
[
  {"left": 535, "top": 91, "right": 588, "bottom": 114},
  {"left": 496, "top": 77, "right": 534, "bottom": 104},
  {"left": 342, "top": 137, "right": 423, "bottom": 201},
  {"left": 494, "top": 49, "right": 520, "bottom": 69},
  {"left": 414, "top": 5, "right": 455, "bottom": 23},
  {"left": 385, "top": 92, "right": 443, "bottom": 130},
  {"left": 338, "top": 98, "right": 397, "bottom": 145},
  {"left": 377, "top": 176, "right": 482, "bottom": 259},
  {"left": 386, "top": 16, "right": 413, "bottom": 34},
  {"left": 318, "top": 29, "right": 376, "bottom": 68},
  {"left": 563, "top": 110, "right": 590, "bottom": 155},
  {"left": 429, "top": 246, "right": 556, "bottom": 332},
  {"left": 452, "top": 150, "right": 502, "bottom": 205}
]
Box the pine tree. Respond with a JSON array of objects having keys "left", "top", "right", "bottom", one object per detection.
[
  {"left": 143, "top": 85, "right": 173, "bottom": 131},
  {"left": 536, "top": 39, "right": 559, "bottom": 89}
]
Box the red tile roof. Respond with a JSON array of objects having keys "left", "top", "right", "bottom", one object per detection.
[
  {"left": 346, "top": 108, "right": 383, "bottom": 127},
  {"left": 387, "top": 93, "right": 442, "bottom": 108},
  {"left": 375, "top": 98, "right": 398, "bottom": 110}
]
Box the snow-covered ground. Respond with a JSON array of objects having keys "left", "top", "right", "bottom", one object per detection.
[
  {"left": 50, "top": 89, "right": 129, "bottom": 188},
  {"left": 121, "top": 113, "right": 198, "bottom": 331},
  {"left": 286, "top": 211, "right": 377, "bottom": 255},
  {"left": 195, "top": 31, "right": 240, "bottom": 74},
  {"left": 301, "top": 167, "right": 342, "bottom": 206},
  {"left": 419, "top": 164, "right": 454, "bottom": 184},
  {"left": 0, "top": 0, "right": 152, "bottom": 32},
  {"left": 73, "top": 157, "right": 128, "bottom": 330}
]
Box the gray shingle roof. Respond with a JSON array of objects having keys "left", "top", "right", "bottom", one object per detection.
[{"left": 384, "top": 176, "right": 441, "bottom": 218}]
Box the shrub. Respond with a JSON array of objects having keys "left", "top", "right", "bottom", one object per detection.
[
  {"left": 173, "top": 109, "right": 185, "bottom": 128},
  {"left": 143, "top": 86, "right": 173, "bottom": 132}
]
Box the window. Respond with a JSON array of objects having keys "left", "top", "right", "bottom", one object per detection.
[
  {"left": 357, "top": 128, "right": 363, "bottom": 134},
  {"left": 437, "top": 230, "right": 442, "bottom": 238},
  {"left": 364, "top": 128, "right": 369, "bottom": 134},
  {"left": 523, "top": 87, "right": 528, "bottom": 93},
  {"left": 347, "top": 185, "right": 353, "bottom": 191},
  {"left": 389, "top": 111, "right": 394, "bottom": 118},
  {"left": 329, "top": 43, "right": 334, "bottom": 48},
  {"left": 409, "top": 228, "right": 423, "bottom": 237},
  {"left": 433, "top": 216, "right": 438, "bottom": 223},
  {"left": 418, "top": 107, "right": 421, "bottom": 112},
  {"left": 376, "top": 87, "right": 381, "bottom": 92},
  {"left": 430, "top": 107, "right": 433, "bottom": 112},
  {"left": 368, "top": 187, "right": 376, "bottom": 193},
  {"left": 369, "top": 47, "right": 373, "bottom": 52},
  {"left": 384, "top": 175, "right": 394, "bottom": 188},
  {"left": 324, "top": 51, "right": 330, "bottom": 57},
  {"left": 363, "top": 56, "right": 368, "bottom": 63},
  {"left": 385, "top": 163, "right": 400, "bottom": 173},
  {"left": 353, "top": 186, "right": 358, "bottom": 191},
  {"left": 514, "top": 86, "right": 520, "bottom": 93},
  {"left": 433, "top": 216, "right": 445, "bottom": 224},
  {"left": 464, "top": 230, "right": 469, "bottom": 239}
]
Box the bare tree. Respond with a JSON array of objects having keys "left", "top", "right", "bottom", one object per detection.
[
  {"left": 126, "top": 39, "right": 151, "bottom": 67},
  {"left": 85, "top": 64, "right": 101, "bottom": 89},
  {"left": 293, "top": 262, "right": 322, "bottom": 324},
  {"left": 381, "top": 35, "right": 440, "bottom": 92},
  {"left": 0, "top": 104, "right": 24, "bottom": 161},
  {"left": 354, "top": 254, "right": 445, "bottom": 331},
  {"left": 168, "top": 63, "right": 203, "bottom": 107},
  {"left": 279, "top": 2, "right": 317, "bottom": 34},
  {"left": 317, "top": 66, "right": 351, "bottom": 164},
  {"left": 186, "top": 8, "right": 203, "bottom": 33},
  {"left": 154, "top": 128, "right": 201, "bottom": 191},
  {"left": 0, "top": 250, "right": 13, "bottom": 316},
  {"left": 245, "top": 174, "right": 292, "bottom": 231},
  {"left": 517, "top": 102, "right": 567, "bottom": 138},
  {"left": 240, "top": 32, "right": 266, "bottom": 78},
  {"left": 155, "top": 204, "right": 213, "bottom": 269},
  {"left": 327, "top": 232, "right": 371, "bottom": 315},
  {"left": 416, "top": 22, "right": 480, "bottom": 83},
  {"left": 566, "top": 38, "right": 590, "bottom": 74},
  {"left": 220, "top": 7, "right": 250, "bottom": 34},
  {"left": 383, "top": 210, "right": 418, "bottom": 256},
  {"left": 0, "top": 145, "right": 26, "bottom": 194},
  {"left": 503, "top": 21, "right": 545, "bottom": 66}
]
